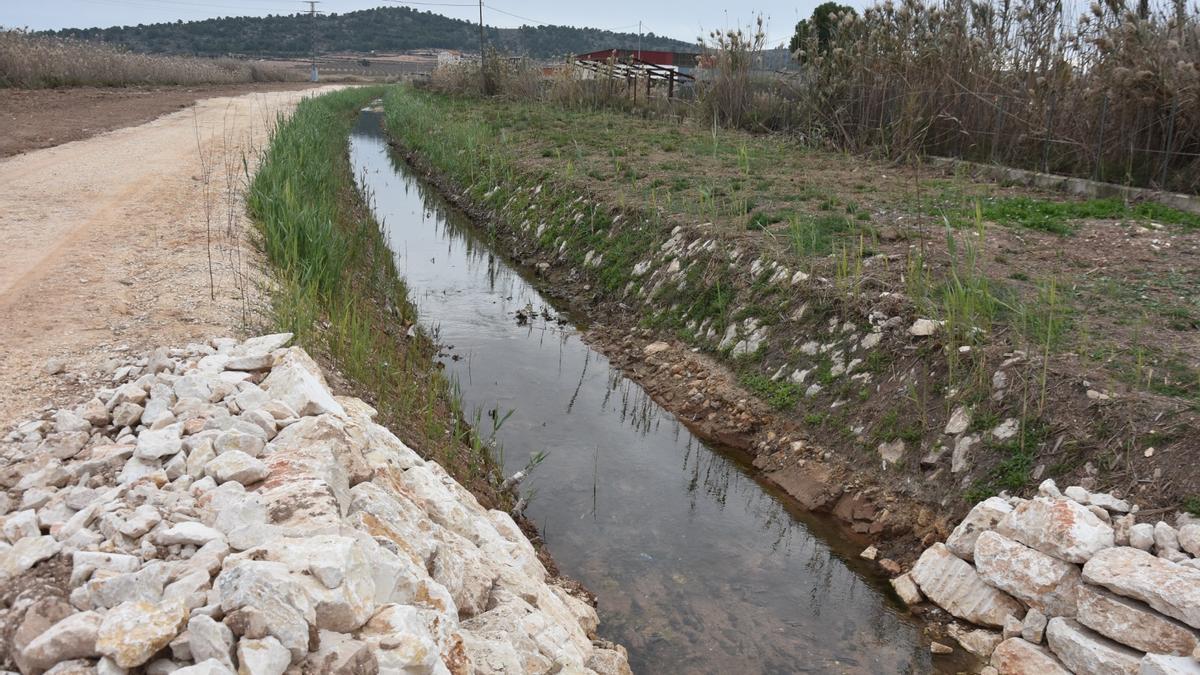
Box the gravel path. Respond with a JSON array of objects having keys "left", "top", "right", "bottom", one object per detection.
[{"left": 0, "top": 87, "right": 342, "bottom": 431}]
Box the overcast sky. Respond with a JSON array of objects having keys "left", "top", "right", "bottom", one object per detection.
[{"left": 1, "top": 0, "right": 850, "bottom": 47}]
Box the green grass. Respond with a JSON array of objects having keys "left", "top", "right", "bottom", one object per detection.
[
  {"left": 788, "top": 213, "right": 859, "bottom": 256},
  {"left": 978, "top": 196, "right": 1200, "bottom": 234},
  {"left": 739, "top": 373, "right": 804, "bottom": 410},
  {"left": 874, "top": 409, "right": 924, "bottom": 444},
  {"left": 248, "top": 86, "right": 510, "bottom": 501},
  {"left": 963, "top": 418, "right": 1049, "bottom": 501}
]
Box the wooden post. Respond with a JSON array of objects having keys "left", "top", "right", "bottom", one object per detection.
[
  {"left": 668, "top": 70, "right": 675, "bottom": 99},
  {"left": 646, "top": 69, "right": 651, "bottom": 100}
]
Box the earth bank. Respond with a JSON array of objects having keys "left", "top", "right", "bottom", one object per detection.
[{"left": 381, "top": 86, "right": 1200, "bottom": 567}]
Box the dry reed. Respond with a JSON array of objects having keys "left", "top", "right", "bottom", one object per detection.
[{"left": 0, "top": 30, "right": 301, "bottom": 88}]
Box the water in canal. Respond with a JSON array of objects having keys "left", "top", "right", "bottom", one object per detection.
[{"left": 350, "top": 110, "right": 941, "bottom": 674}]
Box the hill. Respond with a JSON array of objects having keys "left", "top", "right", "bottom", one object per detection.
[{"left": 44, "top": 6, "right": 696, "bottom": 59}]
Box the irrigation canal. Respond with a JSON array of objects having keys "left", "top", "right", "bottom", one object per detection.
[{"left": 350, "top": 109, "right": 951, "bottom": 674}]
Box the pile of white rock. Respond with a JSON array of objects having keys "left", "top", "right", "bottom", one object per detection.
[
  {"left": 892, "top": 479, "right": 1200, "bottom": 674},
  {"left": 0, "top": 334, "right": 630, "bottom": 675}
]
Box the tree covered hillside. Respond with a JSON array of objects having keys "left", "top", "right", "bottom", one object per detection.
[{"left": 45, "top": 6, "right": 695, "bottom": 59}]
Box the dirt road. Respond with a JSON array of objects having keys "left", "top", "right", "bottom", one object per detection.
[
  {"left": 0, "top": 83, "right": 320, "bottom": 158},
  {"left": 0, "top": 86, "right": 341, "bottom": 431}
]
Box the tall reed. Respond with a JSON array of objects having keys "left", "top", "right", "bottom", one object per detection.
[{"left": 0, "top": 30, "right": 300, "bottom": 88}]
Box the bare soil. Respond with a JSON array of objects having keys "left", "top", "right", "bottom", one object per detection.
[
  {"left": 0, "top": 83, "right": 320, "bottom": 158},
  {"left": 0, "top": 86, "right": 340, "bottom": 433}
]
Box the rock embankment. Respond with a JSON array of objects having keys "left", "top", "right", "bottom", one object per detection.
[
  {"left": 0, "top": 335, "right": 630, "bottom": 675},
  {"left": 894, "top": 480, "right": 1200, "bottom": 674}
]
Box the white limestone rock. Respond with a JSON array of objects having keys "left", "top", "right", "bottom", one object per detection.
[
  {"left": 235, "top": 636, "right": 291, "bottom": 675},
  {"left": 214, "top": 560, "right": 316, "bottom": 661},
  {"left": 1077, "top": 584, "right": 1200, "bottom": 656},
  {"left": 205, "top": 451, "right": 269, "bottom": 486},
  {"left": 1139, "top": 654, "right": 1200, "bottom": 675},
  {"left": 990, "top": 638, "right": 1072, "bottom": 674},
  {"left": 909, "top": 543, "right": 1024, "bottom": 628},
  {"left": 948, "top": 623, "right": 1004, "bottom": 659},
  {"left": 997, "top": 496, "right": 1115, "bottom": 563},
  {"left": 232, "top": 535, "right": 376, "bottom": 633},
  {"left": 1, "top": 535, "right": 61, "bottom": 580},
  {"left": 974, "top": 531, "right": 1081, "bottom": 617},
  {"left": 1022, "top": 608, "right": 1048, "bottom": 644},
  {"left": 187, "top": 614, "right": 236, "bottom": 671},
  {"left": 172, "top": 659, "right": 235, "bottom": 675},
  {"left": 1130, "top": 523, "right": 1156, "bottom": 551},
  {"left": 909, "top": 318, "right": 938, "bottom": 336},
  {"left": 214, "top": 431, "right": 265, "bottom": 458},
  {"left": 3, "top": 509, "right": 41, "bottom": 541},
  {"left": 1045, "top": 617, "right": 1142, "bottom": 675},
  {"left": 1083, "top": 547, "right": 1200, "bottom": 630},
  {"left": 156, "top": 522, "right": 224, "bottom": 547},
  {"left": 18, "top": 611, "right": 102, "bottom": 674},
  {"left": 947, "top": 497, "right": 1013, "bottom": 562},
  {"left": 96, "top": 600, "right": 188, "bottom": 668},
  {"left": 945, "top": 406, "right": 971, "bottom": 435},
  {"left": 260, "top": 362, "right": 344, "bottom": 418},
  {"left": 1156, "top": 522, "right": 1183, "bottom": 556},
  {"left": 134, "top": 425, "right": 183, "bottom": 460}
]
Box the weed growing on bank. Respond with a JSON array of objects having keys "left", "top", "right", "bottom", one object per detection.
[
  {"left": 247, "top": 86, "right": 512, "bottom": 505},
  {"left": 384, "top": 84, "right": 1200, "bottom": 512}
]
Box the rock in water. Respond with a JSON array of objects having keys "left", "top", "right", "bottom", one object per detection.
[{"left": 909, "top": 543, "right": 1023, "bottom": 627}]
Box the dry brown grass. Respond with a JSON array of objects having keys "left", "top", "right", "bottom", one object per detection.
[
  {"left": 428, "top": 49, "right": 539, "bottom": 100},
  {"left": 787, "top": 0, "right": 1200, "bottom": 192},
  {"left": 0, "top": 30, "right": 302, "bottom": 88}
]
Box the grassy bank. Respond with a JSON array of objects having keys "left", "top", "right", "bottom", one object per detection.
[
  {"left": 247, "top": 86, "right": 512, "bottom": 507},
  {"left": 383, "top": 85, "right": 1199, "bottom": 517}
]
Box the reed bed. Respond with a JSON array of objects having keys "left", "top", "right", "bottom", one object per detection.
[
  {"left": 767, "top": 0, "right": 1200, "bottom": 192},
  {"left": 0, "top": 30, "right": 300, "bottom": 88}
]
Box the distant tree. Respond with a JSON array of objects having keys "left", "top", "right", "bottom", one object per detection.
[
  {"left": 41, "top": 6, "right": 695, "bottom": 58},
  {"left": 789, "top": 2, "right": 856, "bottom": 60}
]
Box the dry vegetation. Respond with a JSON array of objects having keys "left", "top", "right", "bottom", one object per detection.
[
  {"left": 788, "top": 0, "right": 1200, "bottom": 193},
  {"left": 430, "top": 0, "right": 1200, "bottom": 194},
  {"left": 0, "top": 30, "right": 301, "bottom": 88}
]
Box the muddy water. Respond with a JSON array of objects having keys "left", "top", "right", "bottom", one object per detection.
[{"left": 351, "top": 111, "right": 942, "bottom": 674}]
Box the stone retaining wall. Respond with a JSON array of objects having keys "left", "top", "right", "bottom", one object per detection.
[
  {"left": 894, "top": 480, "right": 1200, "bottom": 674},
  {"left": 0, "top": 335, "right": 631, "bottom": 675}
]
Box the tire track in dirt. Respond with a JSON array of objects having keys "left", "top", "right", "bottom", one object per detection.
[{"left": 0, "top": 86, "right": 343, "bottom": 431}]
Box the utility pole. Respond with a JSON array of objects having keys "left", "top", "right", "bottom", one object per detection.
[
  {"left": 637, "top": 20, "right": 642, "bottom": 60},
  {"left": 477, "top": 0, "right": 486, "bottom": 94},
  {"left": 305, "top": 0, "right": 319, "bottom": 82}
]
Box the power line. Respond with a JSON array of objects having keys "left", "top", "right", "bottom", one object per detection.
[
  {"left": 305, "top": 0, "right": 319, "bottom": 82},
  {"left": 481, "top": 3, "right": 552, "bottom": 26},
  {"left": 380, "top": 0, "right": 477, "bottom": 6},
  {"left": 79, "top": 0, "right": 300, "bottom": 12}
]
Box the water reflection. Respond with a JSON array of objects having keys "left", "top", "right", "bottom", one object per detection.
[{"left": 351, "top": 111, "right": 940, "bottom": 674}]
